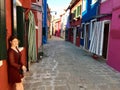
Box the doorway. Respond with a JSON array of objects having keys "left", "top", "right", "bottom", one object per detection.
[
  {"left": 102, "top": 21, "right": 110, "bottom": 59},
  {"left": 84, "top": 23, "right": 90, "bottom": 50},
  {"left": 73, "top": 27, "right": 76, "bottom": 45}
]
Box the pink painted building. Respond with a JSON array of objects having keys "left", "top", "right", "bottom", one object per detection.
[
  {"left": 55, "top": 18, "right": 61, "bottom": 37},
  {"left": 100, "top": 0, "right": 120, "bottom": 71},
  {"left": 36, "top": 0, "right": 43, "bottom": 53}
]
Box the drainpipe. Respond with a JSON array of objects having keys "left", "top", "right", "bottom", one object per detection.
[{"left": 96, "top": 0, "right": 101, "bottom": 20}]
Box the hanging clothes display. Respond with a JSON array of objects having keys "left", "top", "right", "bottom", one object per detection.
[
  {"left": 28, "top": 11, "right": 37, "bottom": 62},
  {"left": 89, "top": 21, "right": 104, "bottom": 56}
]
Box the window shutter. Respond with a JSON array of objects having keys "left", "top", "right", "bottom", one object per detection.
[
  {"left": 77, "top": 6, "right": 80, "bottom": 17},
  {"left": 80, "top": 5, "right": 82, "bottom": 15},
  {"left": 74, "top": 10, "right": 76, "bottom": 18},
  {"left": 0, "top": 0, "right": 7, "bottom": 60}
]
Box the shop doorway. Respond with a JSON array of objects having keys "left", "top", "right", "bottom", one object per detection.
[
  {"left": 102, "top": 21, "right": 110, "bottom": 59},
  {"left": 73, "top": 27, "right": 76, "bottom": 45},
  {"left": 84, "top": 23, "right": 90, "bottom": 50}
]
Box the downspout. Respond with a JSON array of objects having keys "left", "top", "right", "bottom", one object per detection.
[{"left": 96, "top": 0, "right": 101, "bottom": 21}]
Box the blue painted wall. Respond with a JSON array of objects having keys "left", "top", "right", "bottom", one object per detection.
[
  {"left": 42, "top": 0, "right": 48, "bottom": 44},
  {"left": 82, "top": 0, "right": 99, "bottom": 22},
  {"left": 80, "top": 0, "right": 100, "bottom": 46}
]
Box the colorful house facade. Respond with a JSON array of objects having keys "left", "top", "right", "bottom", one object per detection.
[
  {"left": 106, "top": 0, "right": 120, "bottom": 72},
  {"left": 0, "top": 0, "right": 44, "bottom": 89},
  {"left": 93, "top": 0, "right": 112, "bottom": 59},
  {"left": 82, "top": 0, "right": 120, "bottom": 72},
  {"left": 54, "top": 18, "right": 61, "bottom": 37},
  {"left": 68, "top": 0, "right": 82, "bottom": 47},
  {"left": 0, "top": 1, "right": 9, "bottom": 90},
  {"left": 61, "top": 10, "right": 70, "bottom": 40},
  {"left": 0, "top": 0, "right": 30, "bottom": 89},
  {"left": 81, "top": 0, "right": 100, "bottom": 50}
]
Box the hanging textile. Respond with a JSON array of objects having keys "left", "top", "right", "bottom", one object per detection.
[
  {"left": 28, "top": 11, "right": 37, "bottom": 62},
  {"left": 89, "top": 21, "right": 104, "bottom": 56}
]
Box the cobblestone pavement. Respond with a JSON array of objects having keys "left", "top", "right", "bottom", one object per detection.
[{"left": 23, "top": 36, "right": 120, "bottom": 90}]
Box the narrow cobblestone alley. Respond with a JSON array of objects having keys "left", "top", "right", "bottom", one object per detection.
[{"left": 23, "top": 36, "right": 120, "bottom": 90}]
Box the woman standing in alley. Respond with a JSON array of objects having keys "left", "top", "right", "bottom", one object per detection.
[{"left": 7, "top": 36, "right": 26, "bottom": 90}]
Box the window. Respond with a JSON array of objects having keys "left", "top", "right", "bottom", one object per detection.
[
  {"left": 77, "top": 6, "right": 80, "bottom": 17},
  {"left": 76, "top": 5, "right": 82, "bottom": 17},
  {"left": 80, "top": 5, "right": 82, "bottom": 15},
  {"left": 82, "top": 0, "right": 87, "bottom": 12},
  {"left": 91, "top": 0, "right": 97, "bottom": 5},
  {"left": 74, "top": 9, "right": 76, "bottom": 18}
]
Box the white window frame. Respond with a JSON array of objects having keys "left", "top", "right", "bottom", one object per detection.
[
  {"left": 82, "top": 0, "right": 87, "bottom": 13},
  {"left": 91, "top": 0, "right": 98, "bottom": 5}
]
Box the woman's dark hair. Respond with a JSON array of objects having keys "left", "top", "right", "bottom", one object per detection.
[{"left": 9, "top": 36, "right": 18, "bottom": 42}]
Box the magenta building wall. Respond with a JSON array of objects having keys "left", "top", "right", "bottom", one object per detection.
[
  {"left": 100, "top": 0, "right": 120, "bottom": 72},
  {"left": 37, "top": 0, "right": 42, "bottom": 49},
  {"left": 100, "top": 0, "right": 112, "bottom": 14},
  {"left": 107, "top": 0, "right": 120, "bottom": 72}
]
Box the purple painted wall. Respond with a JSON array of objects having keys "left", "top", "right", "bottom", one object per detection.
[
  {"left": 100, "top": 0, "right": 112, "bottom": 14},
  {"left": 107, "top": 0, "right": 120, "bottom": 72},
  {"left": 100, "top": 0, "right": 120, "bottom": 72},
  {"left": 37, "top": 0, "right": 43, "bottom": 49}
]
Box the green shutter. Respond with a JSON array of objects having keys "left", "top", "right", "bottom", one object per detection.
[
  {"left": 80, "top": 5, "right": 82, "bottom": 15},
  {"left": 77, "top": 6, "right": 81, "bottom": 17},
  {"left": 74, "top": 10, "right": 76, "bottom": 18},
  {"left": 17, "top": 6, "right": 25, "bottom": 47},
  {"left": 0, "top": 0, "right": 7, "bottom": 60}
]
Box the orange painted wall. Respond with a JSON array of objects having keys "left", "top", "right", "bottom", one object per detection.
[
  {"left": 20, "top": 0, "right": 31, "bottom": 9},
  {"left": 0, "top": 61, "right": 9, "bottom": 90},
  {"left": 0, "top": 0, "right": 12, "bottom": 90},
  {"left": 0, "top": 0, "right": 29, "bottom": 89}
]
